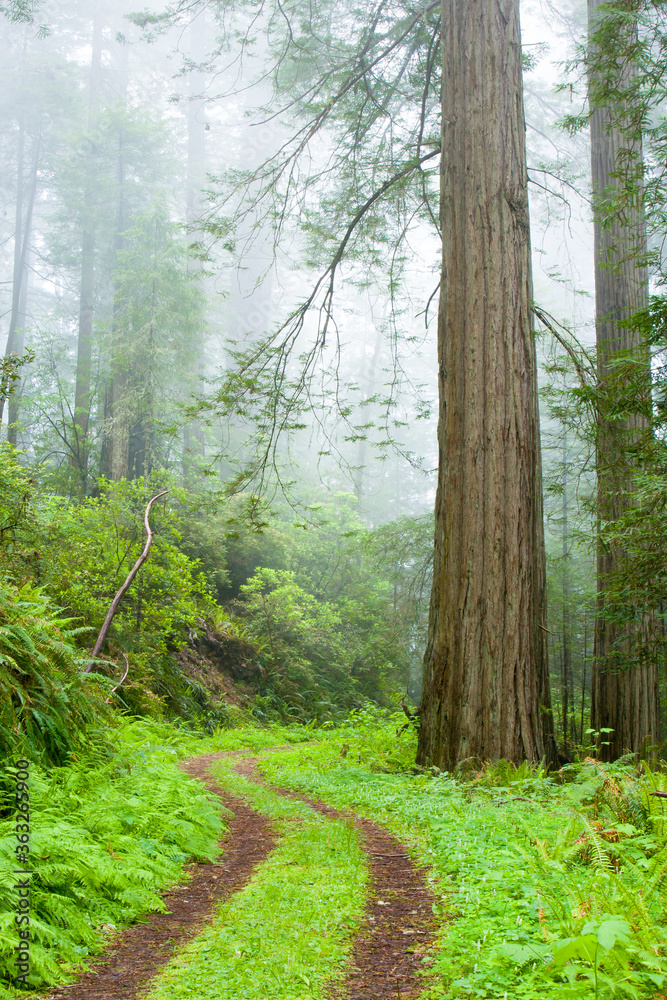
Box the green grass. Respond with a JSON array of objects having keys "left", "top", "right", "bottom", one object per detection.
[
  {"left": 4, "top": 709, "right": 666, "bottom": 1000},
  {"left": 143, "top": 757, "right": 368, "bottom": 1000},
  {"left": 254, "top": 724, "right": 667, "bottom": 1000}
]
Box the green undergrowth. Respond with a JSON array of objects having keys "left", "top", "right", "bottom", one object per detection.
[
  {"left": 0, "top": 578, "right": 110, "bottom": 767},
  {"left": 115, "top": 715, "right": 318, "bottom": 758},
  {"left": 144, "top": 758, "right": 367, "bottom": 1000},
  {"left": 0, "top": 727, "right": 225, "bottom": 996},
  {"left": 256, "top": 717, "right": 667, "bottom": 1000},
  {"left": 0, "top": 715, "right": 344, "bottom": 997}
]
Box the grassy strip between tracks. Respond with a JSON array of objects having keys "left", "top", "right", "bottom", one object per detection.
[
  {"left": 143, "top": 757, "right": 367, "bottom": 1000},
  {"left": 256, "top": 727, "right": 667, "bottom": 1000}
]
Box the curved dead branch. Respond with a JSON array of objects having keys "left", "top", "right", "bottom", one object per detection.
[{"left": 84, "top": 491, "right": 170, "bottom": 674}]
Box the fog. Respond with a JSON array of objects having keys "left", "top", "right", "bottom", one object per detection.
[{"left": 0, "top": 0, "right": 597, "bottom": 528}]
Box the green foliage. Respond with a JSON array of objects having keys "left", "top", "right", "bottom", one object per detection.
[
  {"left": 230, "top": 563, "right": 413, "bottom": 722},
  {"left": 0, "top": 445, "right": 35, "bottom": 558},
  {"left": 257, "top": 718, "right": 667, "bottom": 999},
  {"left": 0, "top": 350, "right": 35, "bottom": 409},
  {"left": 0, "top": 721, "right": 224, "bottom": 991},
  {"left": 144, "top": 759, "right": 367, "bottom": 1000},
  {"left": 233, "top": 567, "right": 362, "bottom": 721},
  {"left": 0, "top": 577, "right": 108, "bottom": 766},
  {"left": 37, "top": 477, "right": 214, "bottom": 651},
  {"left": 0, "top": 448, "right": 227, "bottom": 727},
  {"left": 214, "top": 496, "right": 431, "bottom": 720},
  {"left": 0, "top": 0, "right": 42, "bottom": 28}
]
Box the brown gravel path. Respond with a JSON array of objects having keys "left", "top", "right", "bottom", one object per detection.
[{"left": 44, "top": 752, "right": 275, "bottom": 1000}]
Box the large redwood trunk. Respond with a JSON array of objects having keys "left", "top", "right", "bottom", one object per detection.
[
  {"left": 588, "top": 0, "right": 660, "bottom": 758},
  {"left": 417, "top": 0, "right": 555, "bottom": 770}
]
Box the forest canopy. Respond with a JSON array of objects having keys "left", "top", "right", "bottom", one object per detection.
[{"left": 1, "top": 0, "right": 667, "bottom": 768}]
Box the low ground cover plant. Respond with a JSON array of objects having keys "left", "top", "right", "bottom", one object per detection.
[
  {"left": 144, "top": 760, "right": 367, "bottom": 1000},
  {"left": 0, "top": 723, "right": 224, "bottom": 994},
  {"left": 2, "top": 711, "right": 667, "bottom": 999},
  {"left": 0, "top": 717, "right": 317, "bottom": 995},
  {"left": 257, "top": 712, "right": 667, "bottom": 999}
]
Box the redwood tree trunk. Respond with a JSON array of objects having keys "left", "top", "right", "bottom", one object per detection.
[
  {"left": 562, "top": 437, "right": 571, "bottom": 746},
  {"left": 182, "top": 10, "right": 208, "bottom": 476},
  {"left": 588, "top": 0, "right": 659, "bottom": 759},
  {"left": 417, "top": 0, "right": 555, "bottom": 770}
]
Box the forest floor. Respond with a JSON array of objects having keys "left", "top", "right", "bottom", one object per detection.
[
  {"left": 43, "top": 748, "right": 439, "bottom": 1000},
  {"left": 25, "top": 718, "right": 667, "bottom": 1000}
]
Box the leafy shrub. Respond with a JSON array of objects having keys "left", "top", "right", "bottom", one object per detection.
[
  {"left": 37, "top": 477, "right": 215, "bottom": 652},
  {"left": 233, "top": 568, "right": 363, "bottom": 721}
]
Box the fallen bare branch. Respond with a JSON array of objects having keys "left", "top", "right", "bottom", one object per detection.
[{"left": 84, "top": 491, "right": 170, "bottom": 674}]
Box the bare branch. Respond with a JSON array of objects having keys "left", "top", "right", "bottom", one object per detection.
[{"left": 84, "top": 491, "right": 170, "bottom": 673}]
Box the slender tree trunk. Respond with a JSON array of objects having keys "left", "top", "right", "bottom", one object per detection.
[
  {"left": 105, "top": 134, "right": 131, "bottom": 481},
  {"left": 2, "top": 120, "right": 39, "bottom": 430},
  {"left": 6, "top": 131, "right": 40, "bottom": 445},
  {"left": 71, "top": 2, "right": 103, "bottom": 489},
  {"left": 588, "top": 0, "right": 659, "bottom": 759},
  {"left": 581, "top": 617, "right": 587, "bottom": 745},
  {"left": 7, "top": 258, "right": 30, "bottom": 448},
  {"left": 417, "top": 0, "right": 555, "bottom": 770},
  {"left": 182, "top": 11, "right": 208, "bottom": 475},
  {"left": 1, "top": 118, "right": 25, "bottom": 431},
  {"left": 562, "top": 436, "right": 571, "bottom": 746},
  {"left": 100, "top": 37, "right": 131, "bottom": 482}
]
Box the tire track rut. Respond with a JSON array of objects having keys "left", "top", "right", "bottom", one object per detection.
[
  {"left": 45, "top": 751, "right": 437, "bottom": 1000},
  {"left": 236, "top": 758, "right": 437, "bottom": 1000},
  {"left": 44, "top": 753, "right": 275, "bottom": 1000}
]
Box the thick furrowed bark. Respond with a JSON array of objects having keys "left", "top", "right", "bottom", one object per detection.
[
  {"left": 418, "top": 0, "right": 554, "bottom": 770},
  {"left": 588, "top": 0, "right": 660, "bottom": 759}
]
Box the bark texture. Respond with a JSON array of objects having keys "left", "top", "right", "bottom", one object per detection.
[
  {"left": 588, "top": 0, "right": 660, "bottom": 759},
  {"left": 417, "top": 0, "right": 554, "bottom": 770}
]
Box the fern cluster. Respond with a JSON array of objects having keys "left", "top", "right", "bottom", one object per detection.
[
  {"left": 0, "top": 726, "right": 224, "bottom": 992},
  {"left": 0, "top": 579, "right": 109, "bottom": 766}
]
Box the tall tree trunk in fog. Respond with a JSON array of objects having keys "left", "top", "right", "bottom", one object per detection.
[
  {"left": 1, "top": 119, "right": 39, "bottom": 434},
  {"left": 71, "top": 2, "right": 103, "bottom": 488},
  {"left": 7, "top": 257, "right": 30, "bottom": 448},
  {"left": 101, "top": 131, "right": 130, "bottom": 481},
  {"left": 182, "top": 10, "right": 208, "bottom": 476},
  {"left": 100, "top": 38, "right": 131, "bottom": 483},
  {"left": 561, "top": 437, "right": 571, "bottom": 745},
  {"left": 588, "top": 0, "right": 659, "bottom": 759},
  {"left": 417, "top": 0, "right": 555, "bottom": 770}
]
